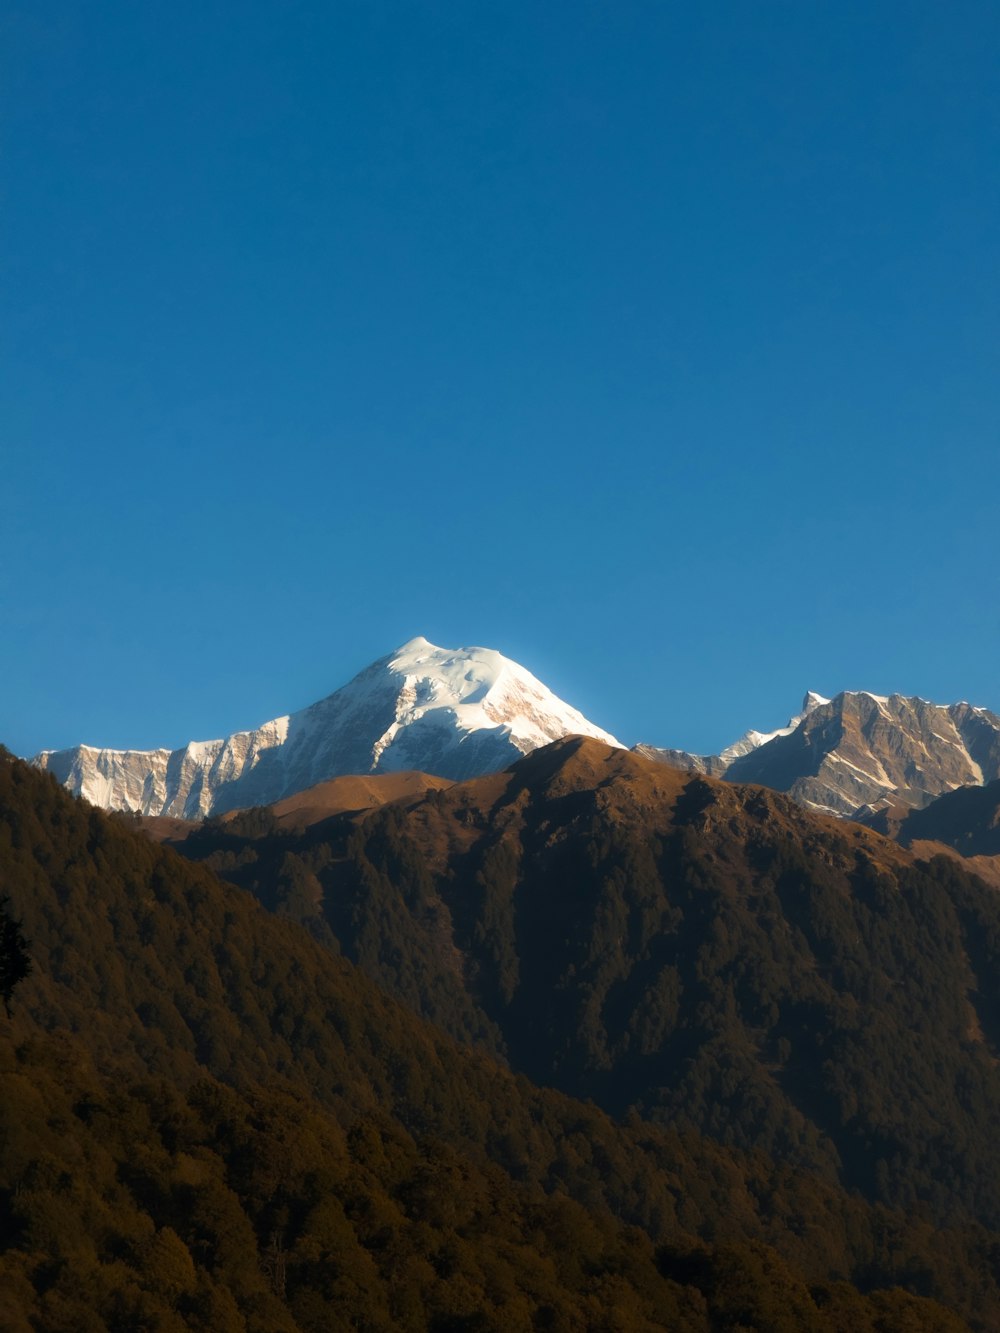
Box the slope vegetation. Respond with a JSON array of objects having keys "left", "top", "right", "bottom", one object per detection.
[
  {"left": 0, "top": 749, "right": 988, "bottom": 1329},
  {"left": 180, "top": 738, "right": 1000, "bottom": 1236}
]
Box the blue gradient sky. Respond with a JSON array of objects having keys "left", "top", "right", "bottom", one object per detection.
[{"left": 4, "top": 2, "right": 999, "bottom": 758}]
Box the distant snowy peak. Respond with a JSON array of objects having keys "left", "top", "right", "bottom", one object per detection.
[
  {"left": 638, "top": 690, "right": 1000, "bottom": 817},
  {"left": 716, "top": 690, "right": 830, "bottom": 767},
  {"left": 34, "top": 637, "right": 623, "bottom": 818},
  {"left": 373, "top": 636, "right": 617, "bottom": 759},
  {"left": 634, "top": 691, "right": 831, "bottom": 778}
]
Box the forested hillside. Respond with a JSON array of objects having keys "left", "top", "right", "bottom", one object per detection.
[
  {"left": 176, "top": 738, "right": 1000, "bottom": 1235},
  {"left": 0, "top": 748, "right": 995, "bottom": 1328}
]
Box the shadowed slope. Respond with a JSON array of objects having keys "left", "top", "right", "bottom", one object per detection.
[
  {"left": 178, "top": 736, "right": 1000, "bottom": 1238},
  {"left": 0, "top": 748, "right": 982, "bottom": 1329},
  {"left": 859, "top": 779, "right": 1000, "bottom": 889}
]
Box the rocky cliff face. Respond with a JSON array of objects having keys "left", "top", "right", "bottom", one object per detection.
[
  {"left": 639, "top": 691, "right": 1000, "bottom": 816},
  {"left": 33, "top": 637, "right": 622, "bottom": 818},
  {"left": 635, "top": 691, "right": 830, "bottom": 778},
  {"left": 864, "top": 776, "right": 1000, "bottom": 857}
]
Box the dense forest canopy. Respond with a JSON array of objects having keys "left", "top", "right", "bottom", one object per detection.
[
  {"left": 0, "top": 891, "right": 31, "bottom": 1016},
  {"left": 1, "top": 746, "right": 997, "bottom": 1328},
  {"left": 178, "top": 739, "right": 1000, "bottom": 1231}
]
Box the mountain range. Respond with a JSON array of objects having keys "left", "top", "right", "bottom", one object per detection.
[
  {"left": 30, "top": 638, "right": 1000, "bottom": 828},
  {"left": 32, "top": 637, "right": 621, "bottom": 818},
  {"left": 10, "top": 642, "right": 1000, "bottom": 1326},
  {"left": 640, "top": 690, "right": 1000, "bottom": 816}
]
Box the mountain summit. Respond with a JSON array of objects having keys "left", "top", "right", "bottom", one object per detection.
[
  {"left": 33, "top": 637, "right": 622, "bottom": 818},
  {"left": 639, "top": 690, "right": 1000, "bottom": 816}
]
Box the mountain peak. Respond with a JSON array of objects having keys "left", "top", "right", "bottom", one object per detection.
[
  {"left": 34, "top": 640, "right": 623, "bottom": 818},
  {"left": 640, "top": 688, "right": 1000, "bottom": 818},
  {"left": 392, "top": 634, "right": 437, "bottom": 657}
]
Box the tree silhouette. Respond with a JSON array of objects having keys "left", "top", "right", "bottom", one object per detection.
[{"left": 0, "top": 895, "right": 30, "bottom": 1016}]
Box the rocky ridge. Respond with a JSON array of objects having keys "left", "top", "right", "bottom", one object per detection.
[
  {"left": 638, "top": 690, "right": 1000, "bottom": 816},
  {"left": 862, "top": 776, "right": 1000, "bottom": 857}
]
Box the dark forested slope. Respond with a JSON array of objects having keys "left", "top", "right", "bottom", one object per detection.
[
  {"left": 0, "top": 749, "right": 991, "bottom": 1328},
  {"left": 175, "top": 737, "right": 1000, "bottom": 1236}
]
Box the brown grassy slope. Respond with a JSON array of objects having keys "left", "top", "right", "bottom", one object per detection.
[
  {"left": 359, "top": 733, "right": 914, "bottom": 877},
  {"left": 263, "top": 769, "right": 453, "bottom": 831},
  {"left": 140, "top": 770, "right": 453, "bottom": 843}
]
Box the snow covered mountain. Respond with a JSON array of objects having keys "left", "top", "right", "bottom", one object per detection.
[
  {"left": 636, "top": 692, "right": 831, "bottom": 778},
  {"left": 33, "top": 638, "right": 623, "bottom": 818},
  {"left": 637, "top": 691, "right": 1000, "bottom": 817}
]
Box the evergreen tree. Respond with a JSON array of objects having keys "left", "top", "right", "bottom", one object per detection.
[{"left": 0, "top": 893, "right": 30, "bottom": 1016}]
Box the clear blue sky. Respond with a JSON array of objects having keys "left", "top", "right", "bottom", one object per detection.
[{"left": 3, "top": 1, "right": 998, "bottom": 758}]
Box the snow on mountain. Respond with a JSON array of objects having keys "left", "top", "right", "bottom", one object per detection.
[
  {"left": 33, "top": 637, "right": 623, "bottom": 818},
  {"left": 716, "top": 691, "right": 830, "bottom": 767},
  {"left": 634, "top": 691, "right": 831, "bottom": 777},
  {"left": 638, "top": 690, "right": 1000, "bottom": 817}
]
